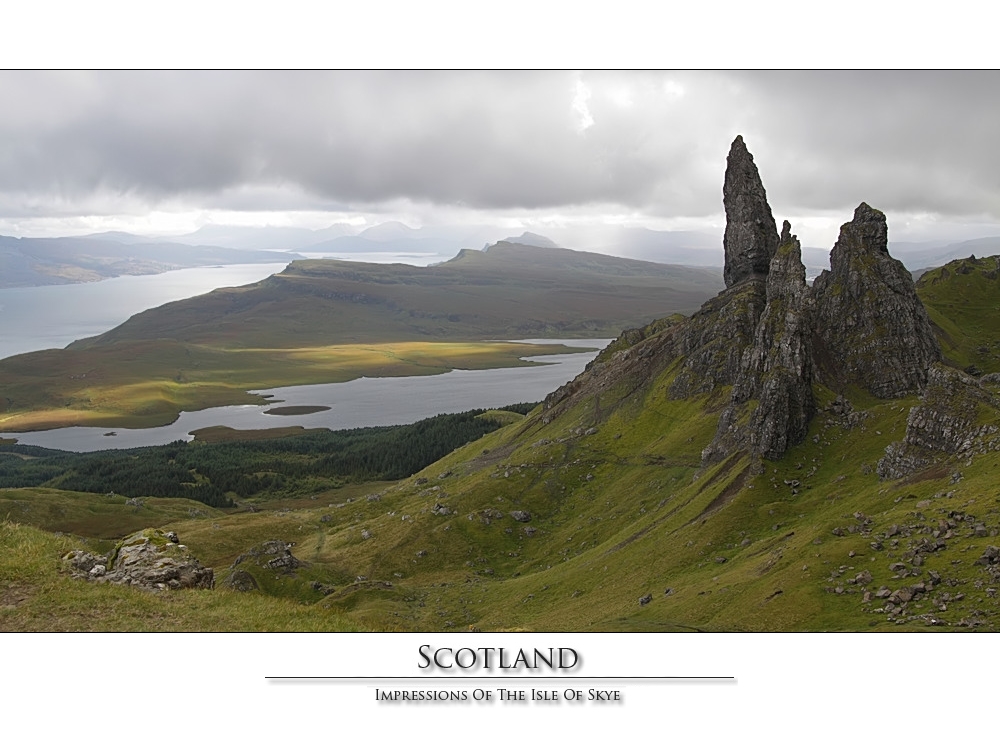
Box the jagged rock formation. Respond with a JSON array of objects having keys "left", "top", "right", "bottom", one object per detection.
[
  {"left": 63, "top": 529, "right": 214, "bottom": 591},
  {"left": 705, "top": 221, "right": 815, "bottom": 461},
  {"left": 543, "top": 136, "right": 945, "bottom": 468},
  {"left": 722, "top": 135, "right": 780, "bottom": 288},
  {"left": 668, "top": 279, "right": 768, "bottom": 399},
  {"left": 877, "top": 365, "right": 1000, "bottom": 479},
  {"left": 812, "top": 203, "right": 942, "bottom": 398}
]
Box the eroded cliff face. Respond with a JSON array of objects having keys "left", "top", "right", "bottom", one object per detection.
[
  {"left": 543, "top": 136, "right": 945, "bottom": 466},
  {"left": 706, "top": 221, "right": 815, "bottom": 462},
  {"left": 811, "top": 203, "right": 943, "bottom": 398},
  {"left": 877, "top": 365, "right": 1000, "bottom": 480},
  {"left": 668, "top": 279, "right": 768, "bottom": 400}
]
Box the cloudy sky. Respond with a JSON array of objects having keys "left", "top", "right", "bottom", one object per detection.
[{"left": 1, "top": 69, "right": 998, "bottom": 250}]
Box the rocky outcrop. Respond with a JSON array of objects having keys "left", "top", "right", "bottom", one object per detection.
[
  {"left": 704, "top": 175, "right": 940, "bottom": 463},
  {"left": 722, "top": 135, "right": 780, "bottom": 288},
  {"left": 877, "top": 365, "right": 1000, "bottom": 479},
  {"left": 743, "top": 223, "right": 815, "bottom": 458},
  {"left": 812, "top": 203, "right": 942, "bottom": 398},
  {"left": 64, "top": 528, "right": 214, "bottom": 591},
  {"left": 669, "top": 278, "right": 768, "bottom": 399},
  {"left": 222, "top": 539, "right": 303, "bottom": 591},
  {"left": 705, "top": 221, "right": 815, "bottom": 461},
  {"left": 544, "top": 138, "right": 780, "bottom": 411}
]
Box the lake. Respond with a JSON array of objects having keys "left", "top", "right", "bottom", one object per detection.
[{"left": 1, "top": 340, "right": 607, "bottom": 452}]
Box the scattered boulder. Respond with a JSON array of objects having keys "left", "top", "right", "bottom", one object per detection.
[
  {"left": 64, "top": 528, "right": 214, "bottom": 592},
  {"left": 63, "top": 550, "right": 107, "bottom": 576},
  {"left": 225, "top": 569, "right": 259, "bottom": 592},
  {"left": 888, "top": 587, "right": 914, "bottom": 605},
  {"left": 852, "top": 570, "right": 873, "bottom": 585},
  {"left": 310, "top": 580, "right": 336, "bottom": 596},
  {"left": 509, "top": 510, "right": 532, "bottom": 523},
  {"left": 976, "top": 546, "right": 1000, "bottom": 566},
  {"left": 222, "top": 539, "right": 303, "bottom": 592},
  {"left": 222, "top": 540, "right": 311, "bottom": 592}
]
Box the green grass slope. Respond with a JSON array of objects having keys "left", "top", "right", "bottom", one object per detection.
[
  {"left": 0, "top": 520, "right": 370, "bottom": 631},
  {"left": 917, "top": 254, "right": 1000, "bottom": 375},
  {"left": 0, "top": 486, "right": 225, "bottom": 539},
  {"left": 199, "top": 257, "right": 1000, "bottom": 632}
]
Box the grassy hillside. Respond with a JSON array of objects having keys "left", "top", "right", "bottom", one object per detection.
[
  {"left": 3, "top": 257, "right": 1000, "bottom": 632},
  {"left": 916, "top": 254, "right": 1000, "bottom": 375},
  {"left": 0, "top": 520, "right": 370, "bottom": 631}
]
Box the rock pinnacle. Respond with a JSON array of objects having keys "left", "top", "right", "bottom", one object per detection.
[
  {"left": 722, "top": 136, "right": 779, "bottom": 288},
  {"left": 812, "top": 202, "right": 942, "bottom": 397}
]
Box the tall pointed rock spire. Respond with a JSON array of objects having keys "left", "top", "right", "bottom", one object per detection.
[{"left": 722, "top": 135, "right": 780, "bottom": 288}]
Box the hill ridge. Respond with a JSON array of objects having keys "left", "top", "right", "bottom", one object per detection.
[{"left": 77, "top": 241, "right": 725, "bottom": 348}]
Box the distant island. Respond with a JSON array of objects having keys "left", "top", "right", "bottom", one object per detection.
[{"left": 0, "top": 233, "right": 296, "bottom": 288}]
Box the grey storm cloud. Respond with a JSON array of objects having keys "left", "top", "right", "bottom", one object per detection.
[
  {"left": 729, "top": 71, "right": 1000, "bottom": 217},
  {"left": 0, "top": 70, "right": 998, "bottom": 221}
]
